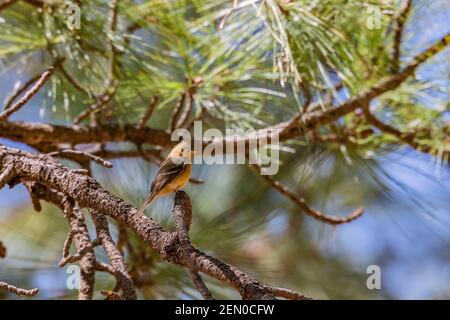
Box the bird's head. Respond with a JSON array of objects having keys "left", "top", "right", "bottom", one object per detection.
[{"left": 169, "top": 141, "right": 196, "bottom": 163}]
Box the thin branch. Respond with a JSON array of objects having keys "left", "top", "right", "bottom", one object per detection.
[
  {"left": 106, "top": 0, "right": 119, "bottom": 79},
  {"left": 362, "top": 104, "right": 446, "bottom": 156},
  {"left": 170, "top": 92, "right": 187, "bottom": 130},
  {"left": 91, "top": 209, "right": 137, "bottom": 300},
  {"left": 61, "top": 229, "right": 81, "bottom": 261},
  {"left": 392, "top": 0, "right": 413, "bottom": 72},
  {"left": 0, "top": 66, "right": 54, "bottom": 122},
  {"left": 264, "top": 286, "right": 312, "bottom": 300},
  {"left": 250, "top": 164, "right": 364, "bottom": 225},
  {"left": 48, "top": 149, "right": 113, "bottom": 168},
  {"left": 176, "top": 92, "right": 194, "bottom": 129},
  {"left": 95, "top": 261, "right": 115, "bottom": 274},
  {"left": 3, "top": 74, "right": 40, "bottom": 110},
  {"left": 189, "top": 177, "right": 205, "bottom": 185},
  {"left": 0, "top": 282, "right": 38, "bottom": 297},
  {"left": 0, "top": 241, "right": 6, "bottom": 259},
  {"left": 73, "top": 86, "right": 116, "bottom": 124},
  {"left": 58, "top": 63, "right": 92, "bottom": 97},
  {"left": 138, "top": 96, "right": 159, "bottom": 129},
  {"left": 101, "top": 290, "right": 123, "bottom": 300},
  {"left": 58, "top": 238, "right": 100, "bottom": 267}
]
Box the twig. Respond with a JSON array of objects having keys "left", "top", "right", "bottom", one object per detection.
[
  {"left": 106, "top": 0, "right": 119, "bottom": 79},
  {"left": 58, "top": 63, "right": 92, "bottom": 97},
  {"left": 3, "top": 74, "right": 40, "bottom": 110},
  {"left": 176, "top": 92, "right": 194, "bottom": 128},
  {"left": 250, "top": 164, "right": 364, "bottom": 225},
  {"left": 58, "top": 238, "right": 100, "bottom": 267},
  {"left": 189, "top": 177, "right": 204, "bottom": 185},
  {"left": 101, "top": 290, "right": 124, "bottom": 300},
  {"left": 0, "top": 282, "right": 38, "bottom": 297},
  {"left": 362, "top": 104, "right": 445, "bottom": 156},
  {"left": 73, "top": 87, "right": 116, "bottom": 124},
  {"left": 95, "top": 261, "right": 115, "bottom": 274},
  {"left": 61, "top": 229, "right": 81, "bottom": 260},
  {"left": 392, "top": 0, "right": 413, "bottom": 72},
  {"left": 0, "top": 241, "right": 6, "bottom": 258},
  {"left": 136, "top": 143, "right": 164, "bottom": 164},
  {"left": 170, "top": 92, "right": 187, "bottom": 130},
  {"left": 264, "top": 286, "right": 312, "bottom": 300},
  {"left": 91, "top": 209, "right": 137, "bottom": 300},
  {"left": 0, "top": 66, "right": 54, "bottom": 122},
  {"left": 138, "top": 96, "right": 159, "bottom": 129},
  {"left": 48, "top": 149, "right": 113, "bottom": 168}
]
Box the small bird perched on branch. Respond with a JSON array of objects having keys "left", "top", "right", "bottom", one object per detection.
[{"left": 138, "top": 141, "right": 195, "bottom": 214}]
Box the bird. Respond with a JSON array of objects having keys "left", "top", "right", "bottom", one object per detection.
[{"left": 138, "top": 140, "right": 195, "bottom": 214}]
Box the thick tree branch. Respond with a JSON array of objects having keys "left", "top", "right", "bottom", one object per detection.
[
  {"left": 0, "top": 145, "right": 308, "bottom": 300},
  {"left": 172, "top": 191, "right": 214, "bottom": 300}
]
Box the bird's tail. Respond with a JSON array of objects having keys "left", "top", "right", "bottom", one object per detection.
[{"left": 137, "top": 192, "right": 157, "bottom": 215}]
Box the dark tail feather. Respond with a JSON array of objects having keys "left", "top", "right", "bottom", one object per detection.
[{"left": 138, "top": 192, "right": 157, "bottom": 215}]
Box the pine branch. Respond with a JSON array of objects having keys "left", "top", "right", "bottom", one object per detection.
[{"left": 0, "top": 145, "right": 311, "bottom": 300}]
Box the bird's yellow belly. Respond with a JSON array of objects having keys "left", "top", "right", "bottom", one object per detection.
[{"left": 158, "top": 165, "right": 191, "bottom": 196}]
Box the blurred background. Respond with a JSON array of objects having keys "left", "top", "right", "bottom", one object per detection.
[{"left": 0, "top": 0, "right": 449, "bottom": 299}]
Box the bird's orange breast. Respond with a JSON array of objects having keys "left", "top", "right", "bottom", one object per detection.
[{"left": 158, "top": 164, "right": 192, "bottom": 196}]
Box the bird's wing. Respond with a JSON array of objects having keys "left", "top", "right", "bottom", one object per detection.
[{"left": 149, "top": 158, "right": 186, "bottom": 195}]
